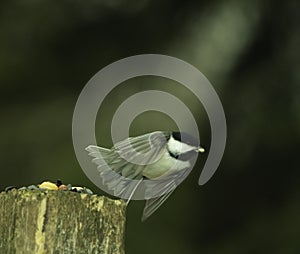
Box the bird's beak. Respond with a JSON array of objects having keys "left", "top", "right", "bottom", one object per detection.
[{"left": 198, "top": 147, "right": 205, "bottom": 153}]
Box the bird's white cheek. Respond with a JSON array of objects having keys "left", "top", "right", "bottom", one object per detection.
[
  {"left": 167, "top": 136, "right": 196, "bottom": 155},
  {"left": 167, "top": 137, "right": 183, "bottom": 155}
]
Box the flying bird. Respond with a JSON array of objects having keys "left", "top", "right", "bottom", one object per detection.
[{"left": 86, "top": 131, "right": 205, "bottom": 221}]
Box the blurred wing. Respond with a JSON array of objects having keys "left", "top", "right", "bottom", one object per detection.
[
  {"left": 85, "top": 131, "right": 169, "bottom": 200},
  {"left": 142, "top": 168, "right": 191, "bottom": 221},
  {"left": 111, "top": 131, "right": 169, "bottom": 166},
  {"left": 142, "top": 188, "right": 176, "bottom": 221},
  {"left": 86, "top": 145, "right": 141, "bottom": 199}
]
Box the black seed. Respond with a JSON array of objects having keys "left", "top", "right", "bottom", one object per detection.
[{"left": 56, "top": 179, "right": 62, "bottom": 187}]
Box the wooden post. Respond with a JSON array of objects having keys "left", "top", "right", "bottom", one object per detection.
[{"left": 0, "top": 189, "right": 126, "bottom": 254}]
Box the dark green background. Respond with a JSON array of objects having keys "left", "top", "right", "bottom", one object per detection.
[{"left": 1, "top": 0, "right": 299, "bottom": 253}]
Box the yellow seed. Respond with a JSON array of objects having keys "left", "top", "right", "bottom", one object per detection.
[
  {"left": 199, "top": 147, "right": 205, "bottom": 153},
  {"left": 39, "top": 181, "right": 58, "bottom": 190}
]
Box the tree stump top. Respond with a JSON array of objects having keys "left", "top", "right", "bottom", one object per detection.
[{"left": 0, "top": 189, "right": 126, "bottom": 254}]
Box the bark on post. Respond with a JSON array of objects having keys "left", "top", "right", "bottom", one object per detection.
[{"left": 0, "top": 189, "right": 126, "bottom": 254}]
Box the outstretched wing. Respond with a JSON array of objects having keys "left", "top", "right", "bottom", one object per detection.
[
  {"left": 86, "top": 145, "right": 137, "bottom": 198},
  {"left": 111, "top": 131, "right": 169, "bottom": 167},
  {"left": 86, "top": 131, "right": 169, "bottom": 200}
]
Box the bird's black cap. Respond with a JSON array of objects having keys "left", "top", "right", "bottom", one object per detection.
[{"left": 171, "top": 131, "right": 199, "bottom": 147}]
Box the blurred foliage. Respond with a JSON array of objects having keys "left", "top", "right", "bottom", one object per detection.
[{"left": 0, "top": 0, "right": 300, "bottom": 253}]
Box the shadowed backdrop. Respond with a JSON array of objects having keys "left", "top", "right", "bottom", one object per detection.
[{"left": 0, "top": 0, "right": 299, "bottom": 253}]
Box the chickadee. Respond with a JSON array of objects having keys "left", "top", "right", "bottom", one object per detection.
[{"left": 86, "top": 131, "right": 205, "bottom": 221}]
